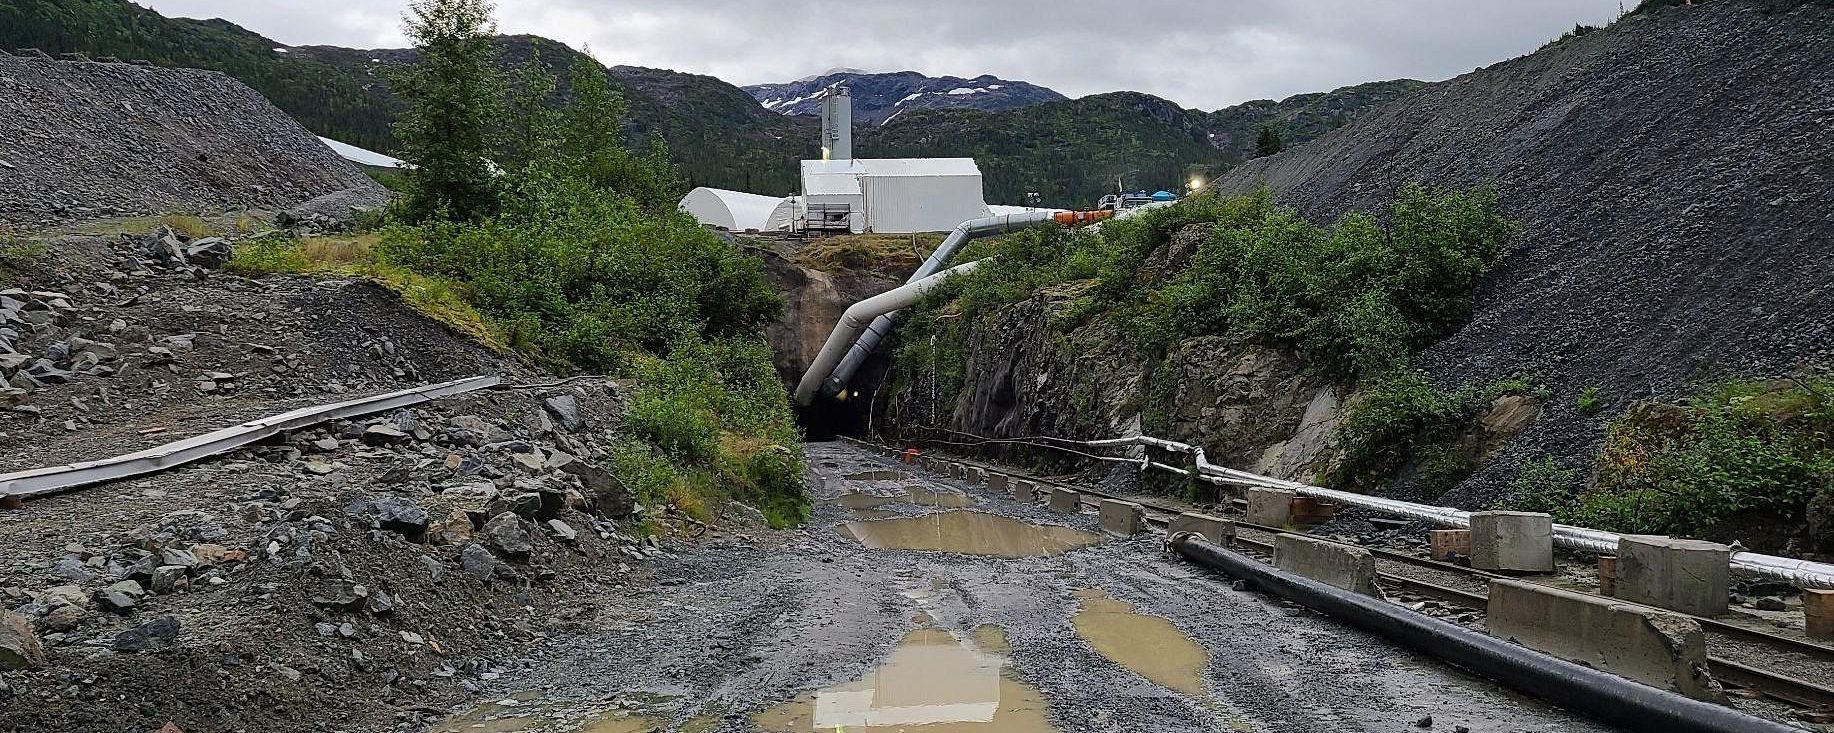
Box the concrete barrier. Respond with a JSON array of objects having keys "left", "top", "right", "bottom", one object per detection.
[
  {"left": 986, "top": 472, "right": 1009, "bottom": 493},
  {"left": 1245, "top": 488, "right": 1295, "bottom": 528},
  {"left": 1273, "top": 534, "right": 1379, "bottom": 596},
  {"left": 1098, "top": 499, "right": 1144, "bottom": 536},
  {"left": 1615, "top": 536, "right": 1730, "bottom": 617},
  {"left": 1011, "top": 480, "right": 1038, "bottom": 502},
  {"left": 1429, "top": 529, "right": 1471, "bottom": 561},
  {"left": 1486, "top": 579, "right": 1726, "bottom": 703},
  {"left": 1048, "top": 488, "right": 1082, "bottom": 514},
  {"left": 1469, "top": 511, "right": 1554, "bottom": 573},
  {"left": 966, "top": 466, "right": 986, "bottom": 483},
  {"left": 1805, "top": 589, "right": 1831, "bottom": 641},
  {"left": 1169, "top": 512, "right": 1233, "bottom": 545}
]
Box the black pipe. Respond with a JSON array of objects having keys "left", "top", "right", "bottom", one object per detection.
[{"left": 1168, "top": 535, "right": 1798, "bottom": 733}]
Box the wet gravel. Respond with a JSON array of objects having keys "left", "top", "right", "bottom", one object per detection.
[{"left": 440, "top": 441, "right": 1621, "bottom": 732}]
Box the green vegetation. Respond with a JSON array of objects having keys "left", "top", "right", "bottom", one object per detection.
[
  {"left": 224, "top": 0, "right": 806, "bottom": 528},
  {"left": 1536, "top": 379, "right": 1834, "bottom": 545},
  {"left": 1577, "top": 386, "right": 1605, "bottom": 415},
  {"left": 1324, "top": 373, "right": 1536, "bottom": 498},
  {"left": 889, "top": 185, "right": 1519, "bottom": 497},
  {"left": 1253, "top": 125, "right": 1285, "bottom": 157}
]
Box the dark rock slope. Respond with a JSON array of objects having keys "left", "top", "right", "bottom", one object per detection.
[
  {"left": 0, "top": 54, "right": 382, "bottom": 227},
  {"left": 1213, "top": 0, "right": 1834, "bottom": 504}
]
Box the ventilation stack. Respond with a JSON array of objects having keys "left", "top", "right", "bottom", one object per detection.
[{"left": 819, "top": 84, "right": 852, "bottom": 161}]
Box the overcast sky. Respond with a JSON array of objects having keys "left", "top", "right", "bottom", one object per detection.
[{"left": 139, "top": 0, "right": 1625, "bottom": 110}]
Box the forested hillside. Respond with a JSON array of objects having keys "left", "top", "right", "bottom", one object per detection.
[{"left": 0, "top": 0, "right": 1417, "bottom": 205}]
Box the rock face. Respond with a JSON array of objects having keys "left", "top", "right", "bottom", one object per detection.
[
  {"left": 1212, "top": 1, "right": 1834, "bottom": 505},
  {"left": 0, "top": 55, "right": 384, "bottom": 226},
  {"left": 753, "top": 239, "right": 903, "bottom": 393}
]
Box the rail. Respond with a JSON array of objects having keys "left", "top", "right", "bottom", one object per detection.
[{"left": 878, "top": 428, "right": 1834, "bottom": 590}]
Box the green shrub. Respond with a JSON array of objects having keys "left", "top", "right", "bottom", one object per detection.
[
  {"left": 1323, "top": 373, "right": 1535, "bottom": 497},
  {"left": 1570, "top": 378, "right": 1834, "bottom": 538},
  {"left": 1577, "top": 386, "right": 1605, "bottom": 415},
  {"left": 1510, "top": 455, "right": 1582, "bottom": 515}
]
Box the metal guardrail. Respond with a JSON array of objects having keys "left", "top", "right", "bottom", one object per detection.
[{"left": 0, "top": 375, "right": 501, "bottom": 500}]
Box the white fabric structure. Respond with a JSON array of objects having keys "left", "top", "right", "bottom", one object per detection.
[
  {"left": 766, "top": 196, "right": 803, "bottom": 232},
  {"left": 318, "top": 136, "right": 407, "bottom": 169},
  {"left": 678, "top": 187, "right": 788, "bottom": 231},
  {"left": 800, "top": 158, "right": 989, "bottom": 234}
]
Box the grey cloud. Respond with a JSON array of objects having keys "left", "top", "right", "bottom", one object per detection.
[{"left": 140, "top": 0, "right": 1624, "bottom": 110}]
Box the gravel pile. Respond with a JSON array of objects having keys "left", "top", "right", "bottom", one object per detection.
[
  {"left": 1212, "top": 1, "right": 1834, "bottom": 506},
  {"left": 0, "top": 55, "right": 385, "bottom": 227}
]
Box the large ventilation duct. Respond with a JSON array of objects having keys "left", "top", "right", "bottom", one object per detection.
[
  {"left": 795, "top": 209, "right": 1111, "bottom": 405},
  {"left": 819, "top": 85, "right": 852, "bottom": 161},
  {"left": 793, "top": 261, "right": 984, "bottom": 405}
]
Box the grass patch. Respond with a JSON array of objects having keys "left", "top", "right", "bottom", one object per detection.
[
  {"left": 226, "top": 233, "right": 510, "bottom": 352},
  {"left": 1547, "top": 378, "right": 1834, "bottom": 542},
  {"left": 794, "top": 233, "right": 942, "bottom": 274},
  {"left": 1577, "top": 386, "right": 1605, "bottom": 415},
  {"left": 0, "top": 223, "right": 47, "bottom": 273}
]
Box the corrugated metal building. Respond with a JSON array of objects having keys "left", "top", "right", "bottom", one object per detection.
[{"left": 800, "top": 158, "right": 989, "bottom": 234}]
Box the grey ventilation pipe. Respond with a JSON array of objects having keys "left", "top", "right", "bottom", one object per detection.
[
  {"left": 793, "top": 260, "right": 984, "bottom": 405},
  {"left": 1168, "top": 535, "right": 1799, "bottom": 733},
  {"left": 798, "top": 210, "right": 1113, "bottom": 406}
]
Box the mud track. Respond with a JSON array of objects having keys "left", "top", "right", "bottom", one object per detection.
[{"left": 431, "top": 442, "right": 1615, "bottom": 733}]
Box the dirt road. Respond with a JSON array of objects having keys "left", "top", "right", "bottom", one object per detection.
[{"left": 427, "top": 441, "right": 1615, "bottom": 733}]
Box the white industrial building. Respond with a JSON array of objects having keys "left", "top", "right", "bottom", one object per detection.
[{"left": 678, "top": 83, "right": 1051, "bottom": 235}]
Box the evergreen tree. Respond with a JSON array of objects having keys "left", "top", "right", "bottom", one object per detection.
[
  {"left": 391, "top": 0, "right": 504, "bottom": 222},
  {"left": 1254, "top": 125, "right": 1286, "bottom": 158}
]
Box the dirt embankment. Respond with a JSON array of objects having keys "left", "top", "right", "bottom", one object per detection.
[
  {"left": 0, "top": 55, "right": 385, "bottom": 228},
  {"left": 0, "top": 226, "right": 703, "bottom": 733},
  {"left": 1210, "top": 0, "right": 1834, "bottom": 505}
]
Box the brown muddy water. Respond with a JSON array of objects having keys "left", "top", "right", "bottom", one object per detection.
[
  {"left": 845, "top": 470, "right": 914, "bottom": 481},
  {"left": 1072, "top": 588, "right": 1212, "bottom": 699},
  {"left": 839, "top": 511, "right": 1102, "bottom": 558},
  {"left": 753, "top": 626, "right": 1060, "bottom": 733},
  {"left": 424, "top": 690, "right": 664, "bottom": 733}
]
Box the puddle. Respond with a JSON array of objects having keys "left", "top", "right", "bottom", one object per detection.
[
  {"left": 754, "top": 627, "right": 1060, "bottom": 732},
  {"left": 1072, "top": 588, "right": 1210, "bottom": 698},
  {"left": 845, "top": 470, "right": 913, "bottom": 481},
  {"left": 835, "top": 486, "right": 974, "bottom": 509},
  {"left": 839, "top": 511, "right": 1100, "bottom": 558}
]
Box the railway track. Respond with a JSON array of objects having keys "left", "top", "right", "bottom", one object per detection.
[{"left": 853, "top": 439, "right": 1834, "bottom": 714}]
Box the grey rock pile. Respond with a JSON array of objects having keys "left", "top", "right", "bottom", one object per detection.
[
  {"left": 276, "top": 186, "right": 393, "bottom": 234},
  {"left": 0, "top": 289, "right": 120, "bottom": 406},
  {"left": 0, "top": 54, "right": 385, "bottom": 226},
  {"left": 112, "top": 225, "right": 235, "bottom": 279}
]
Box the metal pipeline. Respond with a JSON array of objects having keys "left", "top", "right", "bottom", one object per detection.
[
  {"left": 805, "top": 210, "right": 1113, "bottom": 403},
  {"left": 793, "top": 261, "right": 984, "bottom": 405},
  {"left": 1167, "top": 535, "right": 1800, "bottom": 733},
  {"left": 1067, "top": 433, "right": 1834, "bottom": 589}
]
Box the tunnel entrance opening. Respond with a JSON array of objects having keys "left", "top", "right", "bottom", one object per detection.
[{"left": 793, "top": 353, "right": 895, "bottom": 441}]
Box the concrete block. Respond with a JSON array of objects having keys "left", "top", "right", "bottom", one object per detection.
[
  {"left": 1169, "top": 512, "right": 1234, "bottom": 545},
  {"left": 1616, "top": 536, "right": 1730, "bottom": 617},
  {"left": 1486, "top": 579, "right": 1726, "bottom": 703},
  {"left": 1097, "top": 499, "right": 1145, "bottom": 536},
  {"left": 985, "top": 472, "right": 1009, "bottom": 493},
  {"left": 1469, "top": 511, "right": 1554, "bottom": 573},
  {"left": 1428, "top": 530, "right": 1471, "bottom": 561},
  {"left": 1290, "top": 497, "right": 1339, "bottom": 526},
  {"left": 1802, "top": 589, "right": 1831, "bottom": 641},
  {"left": 1244, "top": 488, "right": 1295, "bottom": 527},
  {"left": 1273, "top": 534, "right": 1379, "bottom": 596},
  {"left": 966, "top": 466, "right": 986, "bottom": 483},
  {"left": 1010, "top": 480, "right": 1038, "bottom": 502},
  {"left": 1048, "top": 488, "right": 1082, "bottom": 514}
]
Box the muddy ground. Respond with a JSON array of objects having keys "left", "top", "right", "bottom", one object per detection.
[{"left": 424, "top": 441, "right": 1616, "bottom": 733}]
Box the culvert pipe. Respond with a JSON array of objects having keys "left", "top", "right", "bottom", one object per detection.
[
  {"left": 803, "top": 209, "right": 1112, "bottom": 404},
  {"left": 1166, "top": 534, "right": 1800, "bottom": 733}
]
